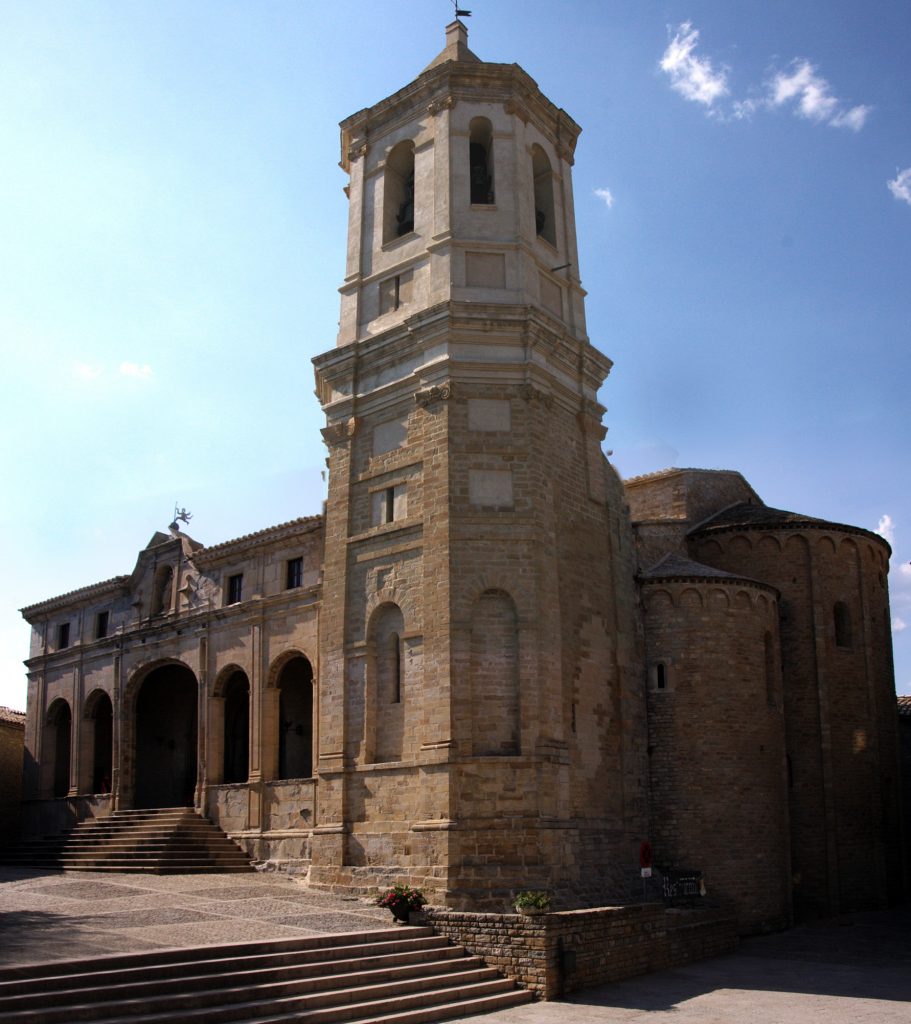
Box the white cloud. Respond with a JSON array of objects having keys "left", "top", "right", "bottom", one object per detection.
[
  {"left": 658, "top": 30, "right": 871, "bottom": 132},
  {"left": 73, "top": 362, "right": 102, "bottom": 381},
  {"left": 888, "top": 167, "right": 911, "bottom": 206},
  {"left": 767, "top": 60, "right": 870, "bottom": 130},
  {"left": 894, "top": 616, "right": 908, "bottom": 633},
  {"left": 830, "top": 105, "right": 872, "bottom": 132},
  {"left": 900, "top": 563, "right": 911, "bottom": 579},
  {"left": 594, "top": 187, "right": 614, "bottom": 209},
  {"left": 659, "top": 22, "right": 729, "bottom": 108},
  {"left": 119, "top": 361, "right": 153, "bottom": 380},
  {"left": 875, "top": 514, "right": 895, "bottom": 546}
]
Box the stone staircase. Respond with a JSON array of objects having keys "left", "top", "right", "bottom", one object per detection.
[
  {"left": 0, "top": 808, "right": 253, "bottom": 873},
  {"left": 0, "top": 927, "right": 532, "bottom": 1024}
]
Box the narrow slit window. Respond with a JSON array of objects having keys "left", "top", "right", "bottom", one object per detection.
[
  {"left": 57, "top": 622, "right": 70, "bottom": 650},
  {"left": 834, "top": 602, "right": 852, "bottom": 647},
  {"left": 95, "top": 611, "right": 109, "bottom": 640}
]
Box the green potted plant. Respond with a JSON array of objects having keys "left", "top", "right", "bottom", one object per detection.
[
  {"left": 513, "top": 890, "right": 551, "bottom": 915},
  {"left": 375, "top": 884, "right": 427, "bottom": 923}
]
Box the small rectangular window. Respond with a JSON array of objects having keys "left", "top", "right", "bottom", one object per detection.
[
  {"left": 57, "top": 622, "right": 70, "bottom": 649},
  {"left": 227, "top": 573, "right": 244, "bottom": 605},
  {"left": 95, "top": 611, "right": 109, "bottom": 640},
  {"left": 286, "top": 557, "right": 303, "bottom": 590}
]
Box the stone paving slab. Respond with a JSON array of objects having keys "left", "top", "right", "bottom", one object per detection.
[
  {"left": 2, "top": 866, "right": 908, "bottom": 1024},
  {"left": 0, "top": 867, "right": 391, "bottom": 967}
]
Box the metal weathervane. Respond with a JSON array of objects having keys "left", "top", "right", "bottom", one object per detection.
[
  {"left": 454, "top": 1, "right": 472, "bottom": 19},
  {"left": 171, "top": 504, "right": 193, "bottom": 530}
]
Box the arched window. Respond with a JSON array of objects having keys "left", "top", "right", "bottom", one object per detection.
[
  {"left": 470, "top": 589, "right": 520, "bottom": 755},
  {"left": 223, "top": 671, "right": 250, "bottom": 784},
  {"left": 469, "top": 117, "right": 494, "bottom": 204},
  {"left": 45, "top": 699, "right": 72, "bottom": 798},
  {"left": 383, "top": 140, "right": 416, "bottom": 243},
  {"left": 531, "top": 144, "right": 556, "bottom": 246},
  {"left": 277, "top": 656, "right": 314, "bottom": 780},
  {"left": 152, "top": 566, "right": 173, "bottom": 616},
  {"left": 834, "top": 602, "right": 852, "bottom": 648}
]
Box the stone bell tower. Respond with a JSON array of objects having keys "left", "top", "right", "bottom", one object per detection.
[{"left": 312, "top": 21, "right": 646, "bottom": 906}]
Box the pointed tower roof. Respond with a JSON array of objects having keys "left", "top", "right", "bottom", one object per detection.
[{"left": 423, "top": 19, "right": 482, "bottom": 71}]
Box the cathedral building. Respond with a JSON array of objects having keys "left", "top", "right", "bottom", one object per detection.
[{"left": 18, "top": 23, "right": 903, "bottom": 934}]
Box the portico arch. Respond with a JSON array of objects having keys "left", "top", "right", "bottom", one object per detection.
[
  {"left": 44, "top": 698, "right": 72, "bottom": 798},
  {"left": 81, "top": 689, "right": 113, "bottom": 794},
  {"left": 132, "top": 662, "right": 198, "bottom": 808},
  {"left": 268, "top": 652, "right": 315, "bottom": 780}
]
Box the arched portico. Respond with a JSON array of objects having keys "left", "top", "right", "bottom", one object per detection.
[
  {"left": 266, "top": 652, "right": 315, "bottom": 781},
  {"left": 81, "top": 689, "right": 113, "bottom": 794},
  {"left": 130, "top": 662, "right": 199, "bottom": 808},
  {"left": 43, "top": 698, "right": 72, "bottom": 798}
]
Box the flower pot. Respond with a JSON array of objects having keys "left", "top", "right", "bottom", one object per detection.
[{"left": 516, "top": 906, "right": 547, "bottom": 916}]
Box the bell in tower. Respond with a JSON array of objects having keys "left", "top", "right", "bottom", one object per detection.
[{"left": 311, "top": 21, "right": 645, "bottom": 908}]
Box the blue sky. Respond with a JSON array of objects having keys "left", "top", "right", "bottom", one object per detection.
[{"left": 1, "top": 0, "right": 909, "bottom": 709}]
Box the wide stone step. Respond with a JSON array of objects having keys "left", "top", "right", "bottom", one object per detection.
[
  {"left": 0, "top": 928, "right": 530, "bottom": 1024},
  {"left": 0, "top": 808, "right": 254, "bottom": 874},
  {"left": 0, "top": 930, "right": 440, "bottom": 986},
  {"left": 6, "top": 963, "right": 499, "bottom": 1023},
  {"left": 0, "top": 944, "right": 464, "bottom": 1004}
]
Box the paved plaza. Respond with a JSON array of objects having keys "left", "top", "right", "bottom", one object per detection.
[{"left": 0, "top": 867, "right": 908, "bottom": 1023}]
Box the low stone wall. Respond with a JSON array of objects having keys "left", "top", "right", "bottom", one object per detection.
[{"left": 423, "top": 902, "right": 737, "bottom": 999}]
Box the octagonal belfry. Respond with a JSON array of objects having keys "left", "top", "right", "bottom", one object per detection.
[{"left": 311, "top": 21, "right": 647, "bottom": 903}]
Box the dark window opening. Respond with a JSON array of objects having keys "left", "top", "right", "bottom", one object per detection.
[
  {"left": 57, "top": 622, "right": 70, "bottom": 650},
  {"left": 227, "top": 574, "right": 244, "bottom": 605},
  {"left": 469, "top": 117, "right": 494, "bottom": 204},
  {"left": 95, "top": 611, "right": 109, "bottom": 640},
  {"left": 383, "top": 140, "right": 416, "bottom": 243},
  {"left": 286, "top": 557, "right": 303, "bottom": 590},
  {"left": 655, "top": 663, "right": 667, "bottom": 690},
  {"left": 532, "top": 144, "right": 556, "bottom": 246},
  {"left": 384, "top": 487, "right": 396, "bottom": 523}
]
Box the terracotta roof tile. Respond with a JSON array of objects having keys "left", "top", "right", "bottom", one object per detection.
[{"left": 691, "top": 502, "right": 889, "bottom": 548}]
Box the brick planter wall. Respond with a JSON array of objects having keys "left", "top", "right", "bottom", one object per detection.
[{"left": 423, "top": 903, "right": 737, "bottom": 999}]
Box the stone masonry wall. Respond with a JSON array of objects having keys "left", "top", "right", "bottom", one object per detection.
[
  {"left": 691, "top": 526, "right": 900, "bottom": 918},
  {"left": 643, "top": 577, "right": 791, "bottom": 934},
  {"left": 0, "top": 713, "right": 25, "bottom": 842},
  {"left": 424, "top": 904, "right": 737, "bottom": 999}
]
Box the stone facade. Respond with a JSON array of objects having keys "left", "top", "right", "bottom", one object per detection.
[{"left": 17, "top": 23, "right": 904, "bottom": 935}]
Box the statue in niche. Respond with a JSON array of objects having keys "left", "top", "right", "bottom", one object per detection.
[{"left": 396, "top": 171, "right": 415, "bottom": 236}]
